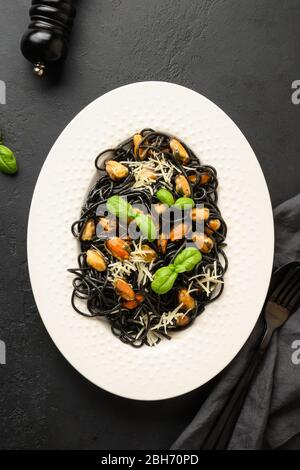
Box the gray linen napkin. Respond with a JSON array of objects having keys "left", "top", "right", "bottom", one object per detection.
[{"left": 171, "top": 193, "right": 300, "bottom": 450}]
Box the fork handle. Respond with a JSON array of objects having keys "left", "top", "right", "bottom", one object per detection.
[{"left": 201, "top": 325, "right": 274, "bottom": 450}]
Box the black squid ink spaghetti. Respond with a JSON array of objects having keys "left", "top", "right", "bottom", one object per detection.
[{"left": 68, "top": 129, "right": 228, "bottom": 347}]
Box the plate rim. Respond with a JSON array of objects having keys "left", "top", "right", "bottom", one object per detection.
[{"left": 27, "top": 81, "right": 274, "bottom": 400}]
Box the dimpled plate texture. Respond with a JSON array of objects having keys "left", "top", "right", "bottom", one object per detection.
[{"left": 27, "top": 82, "right": 274, "bottom": 400}]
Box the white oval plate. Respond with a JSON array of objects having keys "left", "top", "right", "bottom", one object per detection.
[{"left": 28, "top": 82, "right": 274, "bottom": 400}]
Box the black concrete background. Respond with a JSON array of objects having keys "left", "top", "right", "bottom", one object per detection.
[{"left": 0, "top": 0, "right": 299, "bottom": 450}]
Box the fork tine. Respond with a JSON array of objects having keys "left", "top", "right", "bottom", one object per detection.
[
  {"left": 282, "top": 278, "right": 300, "bottom": 308},
  {"left": 277, "top": 269, "right": 300, "bottom": 305},
  {"left": 287, "top": 287, "right": 300, "bottom": 312},
  {"left": 270, "top": 267, "right": 300, "bottom": 303}
]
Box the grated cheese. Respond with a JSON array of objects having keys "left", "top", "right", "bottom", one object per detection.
[
  {"left": 151, "top": 303, "right": 186, "bottom": 334},
  {"left": 189, "top": 261, "right": 224, "bottom": 296},
  {"left": 107, "top": 260, "right": 136, "bottom": 282},
  {"left": 129, "top": 240, "right": 154, "bottom": 287},
  {"left": 137, "top": 313, "right": 159, "bottom": 346},
  {"left": 146, "top": 329, "right": 160, "bottom": 347},
  {"left": 136, "top": 302, "right": 192, "bottom": 346},
  {"left": 107, "top": 239, "right": 155, "bottom": 287},
  {"left": 120, "top": 152, "right": 176, "bottom": 191}
]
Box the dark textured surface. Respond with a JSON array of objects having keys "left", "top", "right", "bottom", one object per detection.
[{"left": 0, "top": 0, "right": 299, "bottom": 450}]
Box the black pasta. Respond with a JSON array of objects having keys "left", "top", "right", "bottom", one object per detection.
[{"left": 69, "top": 129, "right": 228, "bottom": 347}]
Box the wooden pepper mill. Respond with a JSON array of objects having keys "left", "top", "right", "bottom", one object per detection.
[{"left": 20, "top": 0, "right": 77, "bottom": 76}]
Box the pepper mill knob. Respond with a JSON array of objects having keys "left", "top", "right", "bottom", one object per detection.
[
  {"left": 33, "top": 62, "right": 46, "bottom": 77},
  {"left": 20, "top": 0, "right": 76, "bottom": 76}
]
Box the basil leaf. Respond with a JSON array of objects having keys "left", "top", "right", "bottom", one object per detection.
[
  {"left": 0, "top": 145, "right": 17, "bottom": 175},
  {"left": 106, "top": 195, "right": 132, "bottom": 219},
  {"left": 173, "top": 247, "right": 202, "bottom": 272},
  {"left": 151, "top": 266, "right": 178, "bottom": 294},
  {"left": 156, "top": 188, "right": 175, "bottom": 207},
  {"left": 135, "top": 214, "right": 157, "bottom": 241},
  {"left": 174, "top": 197, "right": 195, "bottom": 209},
  {"left": 106, "top": 196, "right": 156, "bottom": 240},
  {"left": 173, "top": 264, "right": 186, "bottom": 274}
]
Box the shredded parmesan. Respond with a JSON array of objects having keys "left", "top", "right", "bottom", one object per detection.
[
  {"left": 137, "top": 313, "right": 159, "bottom": 346},
  {"left": 151, "top": 304, "right": 186, "bottom": 334},
  {"left": 189, "top": 261, "right": 224, "bottom": 296},
  {"left": 129, "top": 240, "right": 154, "bottom": 287},
  {"left": 136, "top": 302, "right": 192, "bottom": 346},
  {"left": 107, "top": 239, "right": 154, "bottom": 287},
  {"left": 107, "top": 260, "right": 136, "bottom": 282},
  {"left": 148, "top": 153, "right": 177, "bottom": 187},
  {"left": 120, "top": 152, "right": 176, "bottom": 191},
  {"left": 146, "top": 329, "right": 160, "bottom": 347}
]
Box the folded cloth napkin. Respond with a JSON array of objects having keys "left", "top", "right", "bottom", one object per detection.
[{"left": 171, "top": 193, "right": 300, "bottom": 450}]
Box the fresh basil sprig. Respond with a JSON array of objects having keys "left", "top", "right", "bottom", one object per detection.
[
  {"left": 106, "top": 195, "right": 157, "bottom": 241},
  {"left": 173, "top": 247, "right": 201, "bottom": 272},
  {"left": 106, "top": 195, "right": 133, "bottom": 219},
  {"left": 156, "top": 188, "right": 175, "bottom": 207},
  {"left": 155, "top": 188, "right": 195, "bottom": 210},
  {"left": 151, "top": 266, "right": 178, "bottom": 295},
  {"left": 134, "top": 213, "right": 157, "bottom": 242},
  {"left": 174, "top": 197, "right": 195, "bottom": 209},
  {"left": 0, "top": 143, "right": 17, "bottom": 175},
  {"left": 151, "top": 247, "right": 201, "bottom": 294}
]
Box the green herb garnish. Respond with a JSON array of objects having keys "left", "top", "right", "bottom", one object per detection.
[
  {"left": 106, "top": 195, "right": 133, "bottom": 219},
  {"left": 156, "top": 188, "right": 175, "bottom": 207},
  {"left": 151, "top": 247, "right": 201, "bottom": 294},
  {"left": 174, "top": 197, "right": 195, "bottom": 209},
  {"left": 0, "top": 134, "right": 17, "bottom": 175},
  {"left": 134, "top": 213, "right": 157, "bottom": 242},
  {"left": 150, "top": 265, "right": 178, "bottom": 295},
  {"left": 106, "top": 195, "right": 157, "bottom": 241},
  {"left": 173, "top": 247, "right": 201, "bottom": 272}
]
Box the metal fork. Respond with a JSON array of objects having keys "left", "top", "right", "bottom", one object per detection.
[{"left": 201, "top": 262, "right": 300, "bottom": 450}]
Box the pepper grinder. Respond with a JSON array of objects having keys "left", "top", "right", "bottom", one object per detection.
[{"left": 20, "top": 0, "right": 77, "bottom": 76}]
